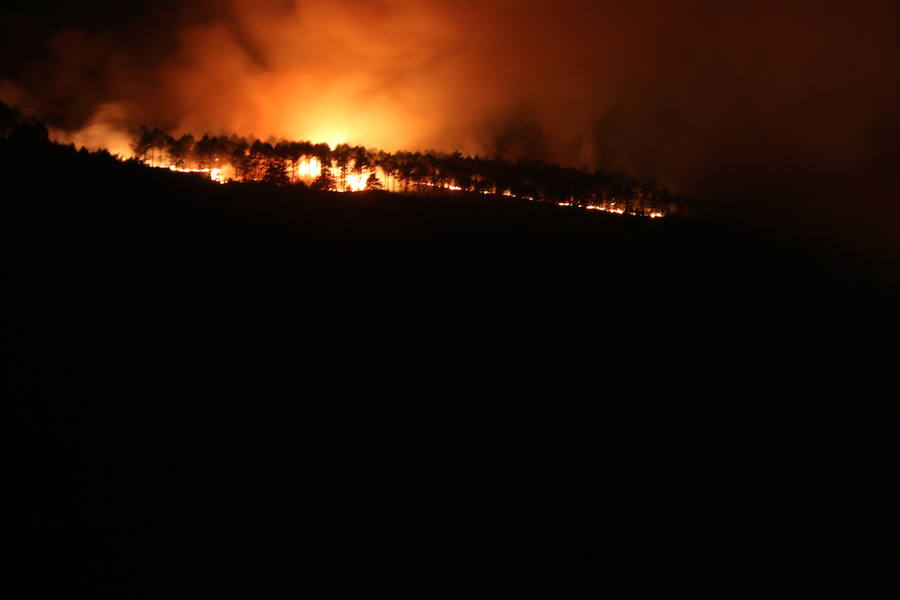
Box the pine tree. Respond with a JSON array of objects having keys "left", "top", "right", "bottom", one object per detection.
[
  {"left": 365, "top": 172, "right": 384, "bottom": 190},
  {"left": 311, "top": 169, "right": 336, "bottom": 191}
]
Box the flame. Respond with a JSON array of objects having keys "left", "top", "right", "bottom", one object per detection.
[
  {"left": 70, "top": 133, "right": 667, "bottom": 216},
  {"left": 298, "top": 157, "right": 322, "bottom": 178},
  {"left": 584, "top": 204, "right": 625, "bottom": 214},
  {"left": 153, "top": 156, "right": 666, "bottom": 217},
  {"left": 345, "top": 172, "right": 368, "bottom": 192},
  {"left": 581, "top": 202, "right": 666, "bottom": 217},
  {"left": 422, "top": 182, "right": 463, "bottom": 191},
  {"left": 294, "top": 157, "right": 371, "bottom": 191},
  {"left": 168, "top": 164, "right": 228, "bottom": 183}
]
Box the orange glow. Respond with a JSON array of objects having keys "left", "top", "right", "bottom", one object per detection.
[
  {"left": 52, "top": 124, "right": 667, "bottom": 216},
  {"left": 345, "top": 172, "right": 368, "bottom": 192},
  {"left": 147, "top": 154, "right": 668, "bottom": 216},
  {"left": 168, "top": 164, "right": 228, "bottom": 183},
  {"left": 585, "top": 204, "right": 625, "bottom": 214},
  {"left": 297, "top": 157, "right": 322, "bottom": 179},
  {"left": 422, "top": 182, "right": 463, "bottom": 192}
]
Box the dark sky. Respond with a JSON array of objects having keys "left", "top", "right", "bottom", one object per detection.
[{"left": 3, "top": 0, "right": 899, "bottom": 254}]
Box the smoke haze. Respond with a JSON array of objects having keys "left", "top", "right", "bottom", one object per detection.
[{"left": 3, "top": 0, "right": 899, "bottom": 252}]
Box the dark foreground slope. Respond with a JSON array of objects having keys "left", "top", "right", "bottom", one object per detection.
[{"left": 8, "top": 140, "right": 899, "bottom": 590}]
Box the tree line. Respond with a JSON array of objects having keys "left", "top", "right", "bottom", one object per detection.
[
  {"left": 130, "top": 125, "right": 684, "bottom": 216},
  {"left": 0, "top": 100, "right": 683, "bottom": 217}
]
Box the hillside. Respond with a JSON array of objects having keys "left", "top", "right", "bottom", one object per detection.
[
  {"left": 7, "top": 133, "right": 900, "bottom": 589},
  {"left": 7, "top": 135, "right": 898, "bottom": 415}
]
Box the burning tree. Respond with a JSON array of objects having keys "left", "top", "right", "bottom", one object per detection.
[
  {"left": 122, "top": 124, "right": 680, "bottom": 216},
  {"left": 365, "top": 172, "right": 384, "bottom": 190}
]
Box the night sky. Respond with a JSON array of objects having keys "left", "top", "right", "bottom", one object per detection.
[{"left": 3, "top": 0, "right": 899, "bottom": 253}]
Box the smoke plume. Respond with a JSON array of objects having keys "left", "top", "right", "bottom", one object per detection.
[{"left": 3, "top": 0, "right": 899, "bottom": 252}]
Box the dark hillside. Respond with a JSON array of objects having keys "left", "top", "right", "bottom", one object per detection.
[
  {"left": 7, "top": 138, "right": 899, "bottom": 590},
  {"left": 8, "top": 139, "right": 898, "bottom": 419}
]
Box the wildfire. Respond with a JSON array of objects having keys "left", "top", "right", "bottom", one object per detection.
[
  {"left": 155, "top": 155, "right": 670, "bottom": 218},
  {"left": 345, "top": 172, "right": 368, "bottom": 192},
  {"left": 61, "top": 123, "right": 672, "bottom": 217},
  {"left": 576, "top": 203, "right": 664, "bottom": 218},
  {"left": 293, "top": 156, "right": 371, "bottom": 191},
  {"left": 168, "top": 164, "right": 226, "bottom": 183},
  {"left": 584, "top": 204, "right": 625, "bottom": 214},
  {"left": 297, "top": 157, "right": 322, "bottom": 178},
  {"left": 422, "top": 182, "right": 463, "bottom": 192}
]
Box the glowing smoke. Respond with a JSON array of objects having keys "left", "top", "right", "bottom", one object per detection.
[{"left": 2, "top": 0, "right": 899, "bottom": 252}]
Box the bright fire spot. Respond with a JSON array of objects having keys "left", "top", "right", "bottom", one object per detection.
[
  {"left": 345, "top": 172, "right": 368, "bottom": 192},
  {"left": 298, "top": 157, "right": 322, "bottom": 178},
  {"left": 423, "top": 182, "right": 463, "bottom": 191},
  {"left": 584, "top": 204, "right": 626, "bottom": 214},
  {"left": 584, "top": 203, "right": 662, "bottom": 217},
  {"left": 168, "top": 164, "right": 227, "bottom": 183}
]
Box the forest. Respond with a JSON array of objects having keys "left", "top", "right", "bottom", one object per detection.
[
  {"left": 2, "top": 98, "right": 683, "bottom": 216},
  {"left": 128, "top": 123, "right": 682, "bottom": 217}
]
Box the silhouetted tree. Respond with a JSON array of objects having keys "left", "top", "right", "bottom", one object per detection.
[
  {"left": 118, "top": 120, "right": 674, "bottom": 215},
  {"left": 230, "top": 140, "right": 251, "bottom": 180},
  {"left": 0, "top": 101, "right": 23, "bottom": 137},
  {"left": 365, "top": 172, "right": 383, "bottom": 190},
  {"left": 310, "top": 168, "right": 336, "bottom": 191},
  {"left": 168, "top": 134, "right": 195, "bottom": 168},
  {"left": 10, "top": 119, "right": 49, "bottom": 146}
]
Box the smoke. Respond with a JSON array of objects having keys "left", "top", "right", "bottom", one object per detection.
[{"left": 3, "top": 0, "right": 899, "bottom": 252}]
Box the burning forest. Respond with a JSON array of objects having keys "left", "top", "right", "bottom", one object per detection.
[{"left": 126, "top": 124, "right": 680, "bottom": 218}]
